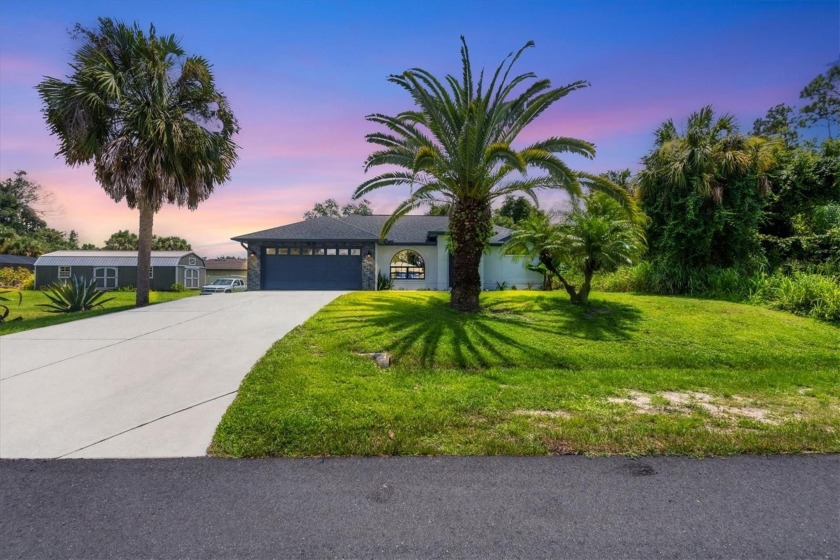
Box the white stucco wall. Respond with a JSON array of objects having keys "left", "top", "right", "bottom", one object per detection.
[
  {"left": 375, "top": 245, "right": 440, "bottom": 290},
  {"left": 374, "top": 239, "right": 542, "bottom": 291},
  {"left": 480, "top": 247, "right": 543, "bottom": 290}
]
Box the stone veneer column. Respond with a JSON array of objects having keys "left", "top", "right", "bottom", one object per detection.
[
  {"left": 361, "top": 250, "right": 376, "bottom": 290},
  {"left": 247, "top": 243, "right": 261, "bottom": 291}
]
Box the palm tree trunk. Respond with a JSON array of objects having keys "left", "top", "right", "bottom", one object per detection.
[
  {"left": 136, "top": 202, "right": 154, "bottom": 308},
  {"left": 539, "top": 250, "right": 579, "bottom": 301},
  {"left": 573, "top": 271, "right": 594, "bottom": 305},
  {"left": 450, "top": 198, "right": 490, "bottom": 312}
]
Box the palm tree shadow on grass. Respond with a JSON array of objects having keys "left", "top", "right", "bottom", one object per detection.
[
  {"left": 525, "top": 296, "right": 644, "bottom": 342},
  {"left": 322, "top": 294, "right": 643, "bottom": 369}
]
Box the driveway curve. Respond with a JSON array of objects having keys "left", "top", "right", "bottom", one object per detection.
[{"left": 0, "top": 291, "right": 345, "bottom": 459}]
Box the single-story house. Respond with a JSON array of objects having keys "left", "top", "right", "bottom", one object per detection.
[
  {"left": 205, "top": 257, "right": 247, "bottom": 283},
  {"left": 0, "top": 254, "right": 36, "bottom": 271},
  {"left": 232, "top": 215, "right": 541, "bottom": 291},
  {"left": 34, "top": 251, "right": 206, "bottom": 290}
]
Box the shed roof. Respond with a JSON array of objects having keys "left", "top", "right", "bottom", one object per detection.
[
  {"left": 232, "top": 215, "right": 513, "bottom": 245},
  {"left": 0, "top": 254, "right": 37, "bottom": 266},
  {"left": 35, "top": 251, "right": 204, "bottom": 268}
]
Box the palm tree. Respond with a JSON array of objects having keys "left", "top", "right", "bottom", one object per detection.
[
  {"left": 505, "top": 194, "right": 644, "bottom": 304},
  {"left": 637, "top": 106, "right": 773, "bottom": 205},
  {"left": 559, "top": 193, "right": 646, "bottom": 303},
  {"left": 503, "top": 211, "right": 567, "bottom": 293},
  {"left": 37, "top": 18, "right": 238, "bottom": 306},
  {"left": 354, "top": 37, "right": 631, "bottom": 312},
  {"left": 636, "top": 106, "right": 775, "bottom": 271}
]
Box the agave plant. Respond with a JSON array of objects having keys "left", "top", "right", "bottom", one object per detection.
[
  {"left": 39, "top": 277, "right": 115, "bottom": 313},
  {"left": 0, "top": 289, "right": 23, "bottom": 323}
]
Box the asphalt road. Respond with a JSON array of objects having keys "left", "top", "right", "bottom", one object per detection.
[{"left": 2, "top": 455, "right": 837, "bottom": 559}]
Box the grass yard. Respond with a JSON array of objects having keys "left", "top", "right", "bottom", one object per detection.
[
  {"left": 0, "top": 289, "right": 198, "bottom": 335},
  {"left": 211, "top": 291, "right": 840, "bottom": 458}
]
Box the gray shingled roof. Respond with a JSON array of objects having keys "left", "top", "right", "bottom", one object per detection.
[
  {"left": 35, "top": 251, "right": 203, "bottom": 268},
  {"left": 232, "top": 215, "right": 513, "bottom": 245},
  {"left": 0, "top": 254, "right": 36, "bottom": 266}
]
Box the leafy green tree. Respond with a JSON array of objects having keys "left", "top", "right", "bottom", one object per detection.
[
  {"left": 104, "top": 230, "right": 139, "bottom": 250},
  {"left": 637, "top": 106, "right": 775, "bottom": 277},
  {"left": 493, "top": 196, "right": 535, "bottom": 228},
  {"left": 799, "top": 65, "right": 839, "bottom": 138},
  {"left": 36, "top": 228, "right": 78, "bottom": 251},
  {"left": 152, "top": 235, "right": 191, "bottom": 250},
  {"left": 103, "top": 231, "right": 192, "bottom": 251},
  {"left": 0, "top": 172, "right": 80, "bottom": 255},
  {"left": 0, "top": 171, "right": 48, "bottom": 234},
  {"left": 760, "top": 140, "right": 840, "bottom": 267},
  {"left": 0, "top": 225, "right": 77, "bottom": 256},
  {"left": 0, "top": 227, "right": 44, "bottom": 256},
  {"left": 354, "top": 37, "right": 631, "bottom": 311},
  {"left": 304, "top": 199, "right": 341, "bottom": 219},
  {"left": 752, "top": 103, "right": 800, "bottom": 146},
  {"left": 505, "top": 194, "right": 643, "bottom": 304},
  {"left": 37, "top": 18, "right": 239, "bottom": 307},
  {"left": 304, "top": 198, "right": 373, "bottom": 220},
  {"left": 80, "top": 243, "right": 98, "bottom": 250}
]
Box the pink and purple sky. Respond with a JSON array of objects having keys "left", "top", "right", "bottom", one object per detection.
[{"left": 1, "top": 0, "right": 838, "bottom": 257}]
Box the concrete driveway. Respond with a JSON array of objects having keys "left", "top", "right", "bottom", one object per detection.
[{"left": 0, "top": 291, "right": 345, "bottom": 459}]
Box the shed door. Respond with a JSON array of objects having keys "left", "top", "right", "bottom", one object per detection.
[{"left": 262, "top": 246, "right": 363, "bottom": 290}]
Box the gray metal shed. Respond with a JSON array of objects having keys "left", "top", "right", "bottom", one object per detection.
[{"left": 34, "top": 251, "right": 206, "bottom": 291}]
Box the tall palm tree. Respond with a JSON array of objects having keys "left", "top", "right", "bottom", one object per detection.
[
  {"left": 37, "top": 18, "right": 238, "bottom": 306},
  {"left": 354, "top": 37, "right": 631, "bottom": 312}
]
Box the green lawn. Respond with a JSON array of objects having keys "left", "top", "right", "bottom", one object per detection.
[
  {"left": 211, "top": 291, "right": 840, "bottom": 458},
  {"left": 0, "top": 289, "right": 198, "bottom": 335}
]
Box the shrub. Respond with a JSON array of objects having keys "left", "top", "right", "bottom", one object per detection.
[
  {"left": 39, "top": 276, "right": 115, "bottom": 313},
  {"left": 116, "top": 285, "right": 136, "bottom": 292},
  {"left": 376, "top": 273, "right": 393, "bottom": 291},
  {"left": 751, "top": 272, "right": 840, "bottom": 323},
  {"left": 0, "top": 267, "right": 34, "bottom": 289},
  {"left": 170, "top": 283, "right": 186, "bottom": 292},
  {"left": 595, "top": 261, "right": 762, "bottom": 301},
  {"left": 597, "top": 264, "right": 839, "bottom": 323}
]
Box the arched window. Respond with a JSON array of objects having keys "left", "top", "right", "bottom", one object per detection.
[{"left": 390, "top": 250, "right": 425, "bottom": 280}]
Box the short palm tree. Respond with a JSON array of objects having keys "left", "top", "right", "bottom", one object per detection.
[
  {"left": 505, "top": 194, "right": 645, "bottom": 304},
  {"left": 560, "top": 193, "right": 646, "bottom": 303},
  {"left": 354, "top": 38, "right": 631, "bottom": 312},
  {"left": 37, "top": 18, "right": 239, "bottom": 307}
]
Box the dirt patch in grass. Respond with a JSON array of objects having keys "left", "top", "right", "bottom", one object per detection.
[
  {"left": 609, "top": 390, "right": 782, "bottom": 425},
  {"left": 541, "top": 438, "right": 579, "bottom": 455}
]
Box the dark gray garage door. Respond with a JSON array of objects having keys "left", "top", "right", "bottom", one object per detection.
[{"left": 262, "top": 248, "right": 363, "bottom": 290}]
